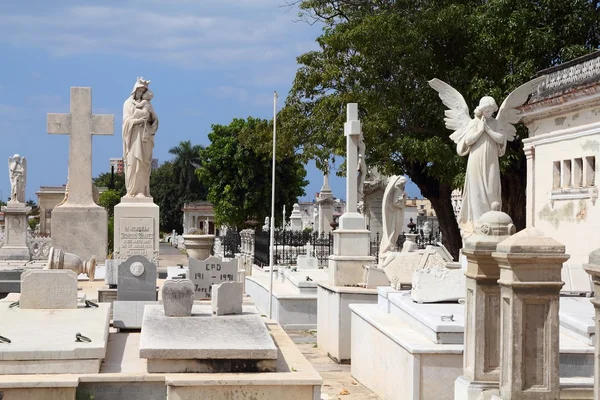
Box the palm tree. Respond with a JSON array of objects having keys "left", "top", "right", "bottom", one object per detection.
[{"left": 168, "top": 140, "right": 204, "bottom": 192}]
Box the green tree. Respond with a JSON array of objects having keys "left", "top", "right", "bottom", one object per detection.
[
  {"left": 150, "top": 159, "right": 209, "bottom": 232},
  {"left": 150, "top": 161, "right": 183, "bottom": 231},
  {"left": 169, "top": 140, "right": 204, "bottom": 193},
  {"left": 97, "top": 190, "right": 121, "bottom": 218},
  {"left": 279, "top": 0, "right": 600, "bottom": 258},
  {"left": 93, "top": 172, "right": 126, "bottom": 197},
  {"left": 197, "top": 117, "right": 308, "bottom": 228}
]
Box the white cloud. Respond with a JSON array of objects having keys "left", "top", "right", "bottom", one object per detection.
[
  {"left": 205, "top": 85, "right": 275, "bottom": 107},
  {"left": 0, "top": 104, "right": 22, "bottom": 115},
  {"left": 0, "top": 2, "right": 320, "bottom": 71}
]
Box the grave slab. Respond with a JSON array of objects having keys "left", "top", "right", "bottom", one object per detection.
[
  {"left": 162, "top": 279, "right": 194, "bottom": 317},
  {"left": 560, "top": 297, "right": 595, "bottom": 345},
  {"left": 411, "top": 264, "right": 465, "bottom": 303},
  {"left": 139, "top": 304, "right": 277, "bottom": 373},
  {"left": 212, "top": 281, "right": 243, "bottom": 316},
  {"left": 20, "top": 270, "right": 78, "bottom": 309},
  {"left": 0, "top": 302, "right": 111, "bottom": 374},
  {"left": 388, "top": 291, "right": 464, "bottom": 344},
  {"left": 113, "top": 300, "right": 157, "bottom": 330},
  {"left": 117, "top": 255, "right": 157, "bottom": 301},
  {"left": 189, "top": 256, "right": 238, "bottom": 299}
]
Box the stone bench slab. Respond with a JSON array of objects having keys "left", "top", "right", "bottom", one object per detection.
[{"left": 139, "top": 304, "right": 277, "bottom": 361}]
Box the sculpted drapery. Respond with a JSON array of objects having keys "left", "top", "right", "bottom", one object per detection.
[
  {"left": 379, "top": 175, "right": 407, "bottom": 263},
  {"left": 122, "top": 77, "right": 159, "bottom": 198},
  {"left": 8, "top": 154, "right": 26, "bottom": 204}
]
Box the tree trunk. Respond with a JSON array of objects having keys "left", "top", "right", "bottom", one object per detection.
[
  {"left": 501, "top": 158, "right": 527, "bottom": 231},
  {"left": 407, "top": 163, "right": 462, "bottom": 260}
]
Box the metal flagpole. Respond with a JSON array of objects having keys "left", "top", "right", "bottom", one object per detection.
[{"left": 268, "top": 91, "right": 278, "bottom": 319}]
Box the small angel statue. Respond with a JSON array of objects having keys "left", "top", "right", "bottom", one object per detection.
[
  {"left": 8, "top": 154, "right": 26, "bottom": 204},
  {"left": 428, "top": 77, "right": 543, "bottom": 237}
]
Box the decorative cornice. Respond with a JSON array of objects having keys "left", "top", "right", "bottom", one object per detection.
[{"left": 531, "top": 51, "right": 600, "bottom": 102}]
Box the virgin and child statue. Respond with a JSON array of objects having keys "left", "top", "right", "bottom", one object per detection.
[{"left": 122, "top": 77, "right": 159, "bottom": 198}]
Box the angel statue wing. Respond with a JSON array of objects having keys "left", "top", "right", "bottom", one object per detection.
[
  {"left": 428, "top": 78, "right": 472, "bottom": 144},
  {"left": 7, "top": 156, "right": 12, "bottom": 183},
  {"left": 494, "top": 76, "right": 545, "bottom": 142},
  {"left": 22, "top": 157, "right": 27, "bottom": 191}
]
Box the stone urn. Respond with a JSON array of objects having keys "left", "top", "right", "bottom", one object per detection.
[
  {"left": 47, "top": 247, "right": 96, "bottom": 282},
  {"left": 182, "top": 229, "right": 215, "bottom": 260}
]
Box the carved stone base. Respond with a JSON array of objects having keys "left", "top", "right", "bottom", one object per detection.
[
  {"left": 0, "top": 204, "right": 31, "bottom": 261},
  {"left": 113, "top": 197, "right": 159, "bottom": 264},
  {"left": 51, "top": 205, "right": 107, "bottom": 262}
]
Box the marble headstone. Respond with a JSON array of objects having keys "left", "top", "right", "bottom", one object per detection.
[
  {"left": 212, "top": 281, "right": 243, "bottom": 316},
  {"left": 297, "top": 254, "right": 318, "bottom": 269},
  {"left": 117, "top": 255, "right": 157, "bottom": 301},
  {"left": 20, "top": 270, "right": 78, "bottom": 309},
  {"left": 163, "top": 279, "right": 194, "bottom": 317},
  {"left": 189, "top": 256, "right": 238, "bottom": 299},
  {"left": 105, "top": 258, "right": 124, "bottom": 287}
]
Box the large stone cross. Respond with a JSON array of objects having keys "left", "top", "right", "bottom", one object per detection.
[{"left": 47, "top": 87, "right": 114, "bottom": 206}]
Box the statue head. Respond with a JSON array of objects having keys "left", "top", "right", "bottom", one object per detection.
[
  {"left": 395, "top": 175, "right": 407, "bottom": 190},
  {"left": 142, "top": 89, "right": 154, "bottom": 101},
  {"left": 131, "top": 77, "right": 151, "bottom": 100},
  {"left": 475, "top": 96, "right": 498, "bottom": 118},
  {"left": 12, "top": 154, "right": 20, "bottom": 163}
]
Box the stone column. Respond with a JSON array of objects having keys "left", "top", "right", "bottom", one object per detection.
[
  {"left": 455, "top": 203, "right": 516, "bottom": 400},
  {"left": 290, "top": 203, "right": 303, "bottom": 231},
  {"left": 583, "top": 248, "right": 600, "bottom": 400},
  {"left": 492, "top": 228, "right": 568, "bottom": 400},
  {"left": 248, "top": 230, "right": 256, "bottom": 264},
  {"left": 523, "top": 145, "right": 535, "bottom": 228}
]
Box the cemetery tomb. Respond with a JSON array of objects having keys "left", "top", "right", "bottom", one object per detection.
[
  {"left": 0, "top": 270, "right": 111, "bottom": 374},
  {"left": 140, "top": 279, "right": 277, "bottom": 373}
]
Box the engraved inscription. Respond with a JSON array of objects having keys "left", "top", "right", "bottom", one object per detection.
[{"left": 119, "top": 217, "right": 155, "bottom": 259}]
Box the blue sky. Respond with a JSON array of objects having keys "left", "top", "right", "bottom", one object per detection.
[{"left": 0, "top": 0, "right": 421, "bottom": 204}]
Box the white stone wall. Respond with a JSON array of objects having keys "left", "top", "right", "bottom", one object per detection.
[{"left": 523, "top": 94, "right": 600, "bottom": 267}]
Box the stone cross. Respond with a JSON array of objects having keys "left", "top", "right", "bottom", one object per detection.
[
  {"left": 47, "top": 87, "right": 114, "bottom": 206},
  {"left": 344, "top": 103, "right": 361, "bottom": 213}
]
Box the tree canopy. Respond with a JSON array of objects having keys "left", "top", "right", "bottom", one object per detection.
[
  {"left": 93, "top": 140, "right": 208, "bottom": 233},
  {"left": 197, "top": 117, "right": 308, "bottom": 228},
  {"left": 279, "top": 0, "right": 600, "bottom": 258},
  {"left": 93, "top": 171, "right": 126, "bottom": 197},
  {"left": 169, "top": 140, "right": 204, "bottom": 193}
]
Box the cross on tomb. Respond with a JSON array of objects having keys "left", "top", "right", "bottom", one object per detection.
[{"left": 47, "top": 87, "right": 114, "bottom": 206}]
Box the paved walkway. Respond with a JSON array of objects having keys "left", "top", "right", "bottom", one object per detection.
[
  {"left": 288, "top": 330, "right": 380, "bottom": 400},
  {"left": 158, "top": 242, "right": 188, "bottom": 267}
]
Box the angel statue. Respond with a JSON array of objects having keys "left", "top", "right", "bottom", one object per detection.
[
  {"left": 428, "top": 77, "right": 543, "bottom": 238},
  {"left": 379, "top": 175, "right": 407, "bottom": 266},
  {"left": 357, "top": 131, "right": 367, "bottom": 206},
  {"left": 8, "top": 154, "right": 26, "bottom": 204}
]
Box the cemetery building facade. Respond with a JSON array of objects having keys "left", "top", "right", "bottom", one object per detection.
[
  {"left": 182, "top": 201, "right": 218, "bottom": 235},
  {"left": 521, "top": 50, "right": 600, "bottom": 268},
  {"left": 36, "top": 184, "right": 107, "bottom": 235}
]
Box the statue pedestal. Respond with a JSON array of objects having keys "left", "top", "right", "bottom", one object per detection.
[
  {"left": 51, "top": 204, "right": 108, "bottom": 261},
  {"left": 113, "top": 197, "right": 160, "bottom": 265},
  {"left": 0, "top": 203, "right": 31, "bottom": 261}
]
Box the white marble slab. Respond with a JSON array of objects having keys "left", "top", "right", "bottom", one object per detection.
[
  {"left": 388, "top": 291, "right": 464, "bottom": 344},
  {"left": 0, "top": 302, "right": 110, "bottom": 373},
  {"left": 560, "top": 297, "right": 595, "bottom": 345},
  {"left": 167, "top": 266, "right": 188, "bottom": 280},
  {"left": 113, "top": 300, "right": 158, "bottom": 330},
  {"left": 139, "top": 304, "right": 277, "bottom": 360}
]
